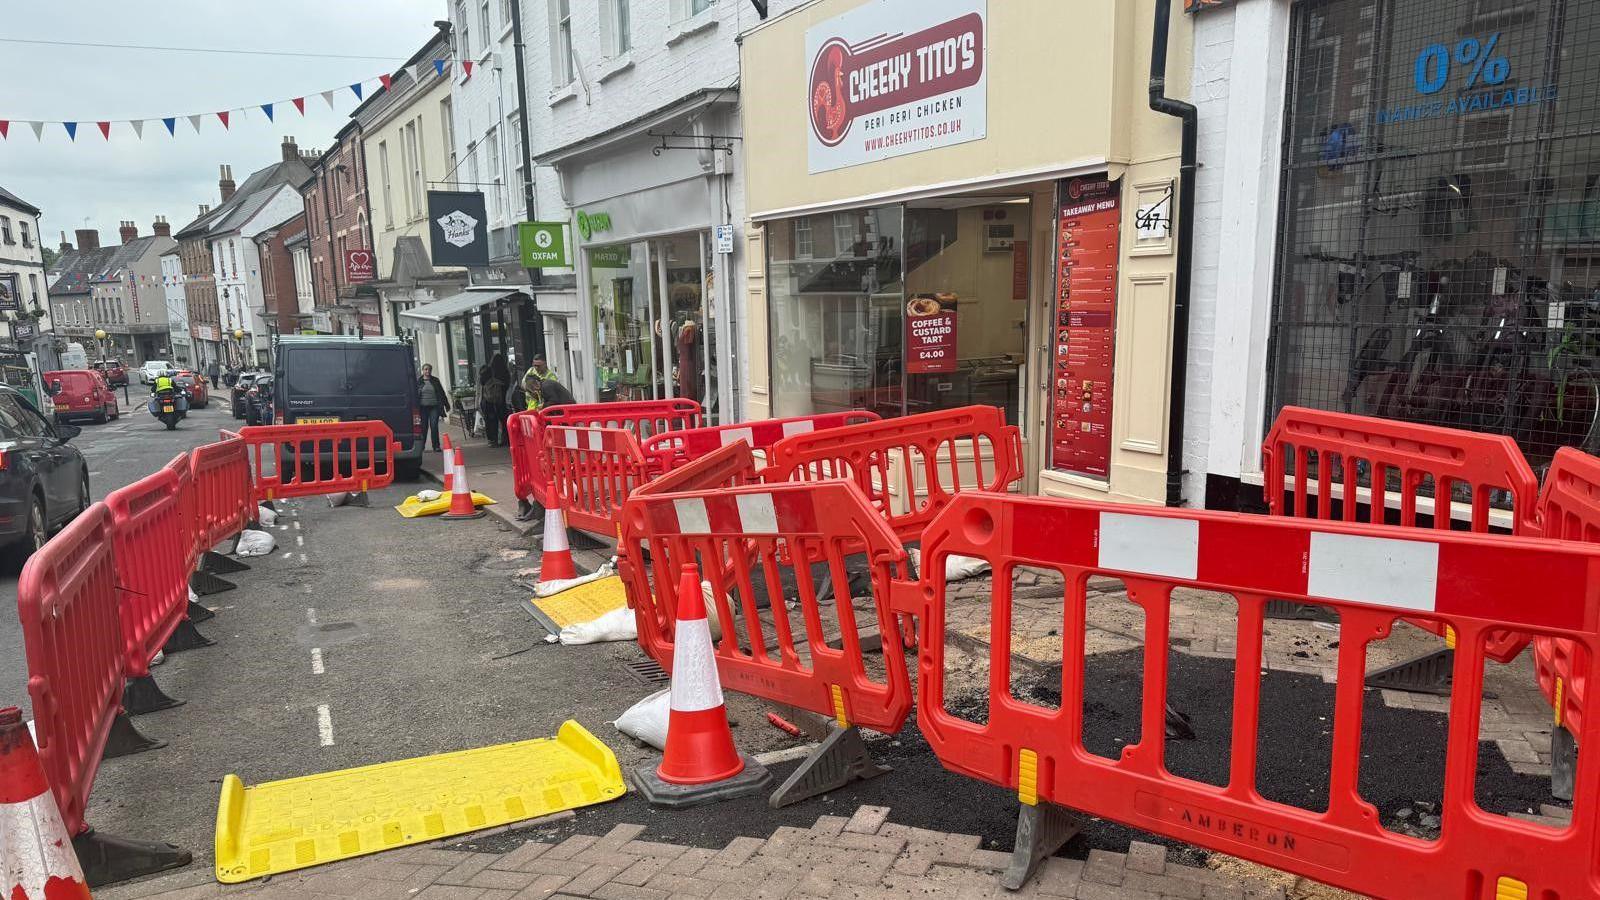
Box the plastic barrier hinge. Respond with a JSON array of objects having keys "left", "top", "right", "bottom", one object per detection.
[{"left": 889, "top": 578, "right": 923, "bottom": 617}]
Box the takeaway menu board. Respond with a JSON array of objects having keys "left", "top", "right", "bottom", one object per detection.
[{"left": 1050, "top": 175, "right": 1121, "bottom": 478}]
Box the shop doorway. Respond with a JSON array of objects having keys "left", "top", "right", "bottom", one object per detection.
[{"left": 588, "top": 231, "right": 720, "bottom": 422}]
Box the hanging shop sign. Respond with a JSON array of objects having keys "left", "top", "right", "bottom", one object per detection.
[
  {"left": 427, "top": 190, "right": 489, "bottom": 267},
  {"left": 805, "top": 0, "right": 987, "bottom": 174},
  {"left": 518, "top": 221, "right": 570, "bottom": 268},
  {"left": 1051, "top": 174, "right": 1121, "bottom": 480},
  {"left": 12, "top": 321, "right": 36, "bottom": 343},
  {"left": 905, "top": 293, "right": 958, "bottom": 374},
  {"left": 344, "top": 248, "right": 375, "bottom": 282},
  {"left": 0, "top": 274, "right": 17, "bottom": 313}
]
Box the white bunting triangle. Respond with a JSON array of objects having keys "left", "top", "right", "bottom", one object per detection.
[
  {"left": 321, "top": 90, "right": 337, "bottom": 110},
  {"left": 28, "top": 121, "right": 43, "bottom": 141},
  {"left": 188, "top": 114, "right": 203, "bottom": 133},
  {"left": 414, "top": 63, "right": 428, "bottom": 83},
  {"left": 130, "top": 119, "right": 144, "bottom": 139}
]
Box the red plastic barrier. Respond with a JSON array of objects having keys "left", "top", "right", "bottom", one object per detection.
[
  {"left": 634, "top": 440, "right": 761, "bottom": 498},
  {"left": 106, "top": 468, "right": 190, "bottom": 680},
  {"left": 1261, "top": 406, "right": 1539, "bottom": 662},
  {"left": 508, "top": 400, "right": 702, "bottom": 505},
  {"left": 17, "top": 503, "right": 122, "bottom": 836},
  {"left": 901, "top": 492, "right": 1600, "bottom": 899},
  {"left": 1533, "top": 446, "right": 1600, "bottom": 739},
  {"left": 619, "top": 480, "right": 912, "bottom": 732},
  {"left": 544, "top": 425, "right": 650, "bottom": 537},
  {"left": 191, "top": 435, "right": 252, "bottom": 553},
  {"left": 507, "top": 410, "right": 546, "bottom": 504},
  {"left": 235, "top": 421, "right": 396, "bottom": 502},
  {"left": 641, "top": 410, "right": 880, "bottom": 473},
  {"left": 164, "top": 452, "right": 197, "bottom": 572},
  {"left": 763, "top": 405, "right": 1023, "bottom": 542}
]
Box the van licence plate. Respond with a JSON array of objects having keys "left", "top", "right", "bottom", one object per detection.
[{"left": 298, "top": 416, "right": 341, "bottom": 424}]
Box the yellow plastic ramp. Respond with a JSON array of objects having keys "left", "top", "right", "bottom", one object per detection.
[
  {"left": 394, "top": 491, "right": 495, "bottom": 518},
  {"left": 215, "top": 720, "right": 624, "bottom": 883},
  {"left": 526, "top": 575, "right": 629, "bottom": 634}
]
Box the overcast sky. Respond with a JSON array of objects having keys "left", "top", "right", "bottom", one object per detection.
[{"left": 0, "top": 0, "right": 444, "bottom": 249}]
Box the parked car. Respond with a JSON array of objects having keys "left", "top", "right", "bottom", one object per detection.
[
  {"left": 244, "top": 374, "right": 273, "bottom": 425},
  {"left": 230, "top": 372, "right": 260, "bottom": 419},
  {"left": 273, "top": 336, "right": 422, "bottom": 479},
  {"left": 42, "top": 369, "right": 119, "bottom": 424},
  {"left": 138, "top": 360, "right": 172, "bottom": 384},
  {"left": 173, "top": 370, "right": 209, "bottom": 408},
  {"left": 0, "top": 385, "right": 88, "bottom": 566},
  {"left": 91, "top": 359, "right": 128, "bottom": 387}
]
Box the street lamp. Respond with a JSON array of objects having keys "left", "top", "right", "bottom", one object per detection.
[
  {"left": 233, "top": 329, "right": 246, "bottom": 368},
  {"left": 93, "top": 329, "right": 107, "bottom": 362}
]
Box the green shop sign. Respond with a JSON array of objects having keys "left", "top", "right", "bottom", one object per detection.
[
  {"left": 518, "top": 221, "right": 569, "bottom": 268},
  {"left": 575, "top": 209, "right": 613, "bottom": 241},
  {"left": 588, "top": 244, "right": 631, "bottom": 268}
]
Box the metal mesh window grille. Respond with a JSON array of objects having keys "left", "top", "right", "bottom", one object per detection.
[{"left": 1269, "top": 0, "right": 1600, "bottom": 481}]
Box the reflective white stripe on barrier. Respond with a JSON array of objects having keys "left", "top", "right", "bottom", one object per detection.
[
  {"left": 781, "top": 419, "right": 817, "bottom": 437},
  {"left": 735, "top": 493, "right": 779, "bottom": 534},
  {"left": 587, "top": 429, "right": 604, "bottom": 451},
  {"left": 669, "top": 617, "right": 724, "bottom": 712},
  {"left": 720, "top": 427, "right": 754, "bottom": 448},
  {"left": 1098, "top": 512, "right": 1199, "bottom": 580},
  {"left": 1308, "top": 531, "right": 1439, "bottom": 612},
  {"left": 673, "top": 498, "right": 710, "bottom": 533},
  {"left": 564, "top": 429, "right": 578, "bottom": 449}
]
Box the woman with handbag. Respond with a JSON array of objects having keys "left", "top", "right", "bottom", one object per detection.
[{"left": 478, "top": 353, "right": 510, "bottom": 447}]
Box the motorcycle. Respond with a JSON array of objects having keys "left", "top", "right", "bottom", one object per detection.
[{"left": 147, "top": 386, "right": 188, "bottom": 430}]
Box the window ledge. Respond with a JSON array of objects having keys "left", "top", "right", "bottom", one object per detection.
[
  {"left": 595, "top": 53, "right": 634, "bottom": 84},
  {"left": 666, "top": 11, "right": 718, "bottom": 46},
  {"left": 548, "top": 80, "right": 579, "bottom": 107}
]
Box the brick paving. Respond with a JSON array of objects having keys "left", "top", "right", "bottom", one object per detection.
[{"left": 102, "top": 808, "right": 1288, "bottom": 900}]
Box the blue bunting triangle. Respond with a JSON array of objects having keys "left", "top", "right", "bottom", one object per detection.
[
  {"left": 350, "top": 82, "right": 363, "bottom": 100},
  {"left": 434, "top": 59, "right": 447, "bottom": 76},
  {"left": 63, "top": 122, "right": 76, "bottom": 140},
  {"left": 260, "top": 103, "right": 274, "bottom": 121}
]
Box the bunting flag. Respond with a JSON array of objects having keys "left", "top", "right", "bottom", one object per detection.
[
  {"left": 292, "top": 97, "right": 305, "bottom": 115},
  {"left": 96, "top": 121, "right": 111, "bottom": 140},
  {"left": 434, "top": 59, "right": 447, "bottom": 76},
  {"left": 380, "top": 74, "right": 392, "bottom": 92},
  {"left": 28, "top": 121, "right": 43, "bottom": 141},
  {"left": 188, "top": 114, "right": 203, "bottom": 133},
  {"left": 260, "top": 103, "right": 274, "bottom": 121},
  {"left": 321, "top": 90, "right": 337, "bottom": 110},
  {"left": 162, "top": 117, "right": 176, "bottom": 136},
  {"left": 0, "top": 121, "right": 7, "bottom": 140},
  {"left": 130, "top": 119, "right": 144, "bottom": 139},
  {"left": 63, "top": 122, "right": 77, "bottom": 141},
  {"left": 462, "top": 60, "right": 474, "bottom": 79},
  {"left": 217, "top": 110, "right": 230, "bottom": 129},
  {"left": 350, "top": 82, "right": 364, "bottom": 100}
]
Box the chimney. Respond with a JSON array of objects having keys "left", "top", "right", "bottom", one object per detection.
[
  {"left": 282, "top": 135, "right": 301, "bottom": 163},
  {"left": 219, "top": 164, "right": 236, "bottom": 202},
  {"left": 119, "top": 220, "right": 138, "bottom": 244},
  {"left": 199, "top": 203, "right": 211, "bottom": 216},
  {"left": 151, "top": 215, "right": 171, "bottom": 238},
  {"left": 58, "top": 231, "right": 72, "bottom": 254},
  {"left": 74, "top": 228, "right": 100, "bottom": 251}
]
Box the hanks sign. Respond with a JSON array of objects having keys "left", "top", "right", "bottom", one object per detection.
[{"left": 806, "top": 0, "right": 986, "bottom": 174}]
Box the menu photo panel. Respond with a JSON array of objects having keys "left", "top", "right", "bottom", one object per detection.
[{"left": 1050, "top": 175, "right": 1121, "bottom": 479}]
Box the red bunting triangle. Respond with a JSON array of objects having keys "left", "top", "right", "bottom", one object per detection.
[
  {"left": 462, "top": 60, "right": 474, "bottom": 79},
  {"left": 97, "top": 121, "right": 111, "bottom": 139},
  {"left": 292, "top": 97, "right": 306, "bottom": 115},
  {"left": 0, "top": 121, "right": 8, "bottom": 140},
  {"left": 217, "top": 110, "right": 230, "bottom": 129},
  {"left": 380, "top": 74, "right": 393, "bottom": 91}
]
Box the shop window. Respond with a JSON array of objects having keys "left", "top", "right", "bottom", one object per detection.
[
  {"left": 794, "top": 218, "right": 814, "bottom": 259},
  {"left": 550, "top": 0, "right": 575, "bottom": 87}
]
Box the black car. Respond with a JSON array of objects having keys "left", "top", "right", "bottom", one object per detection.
[
  {"left": 244, "top": 374, "right": 274, "bottom": 425},
  {"left": 0, "top": 385, "right": 88, "bottom": 566},
  {"left": 230, "top": 372, "right": 260, "bottom": 419},
  {"left": 273, "top": 337, "right": 423, "bottom": 479}
]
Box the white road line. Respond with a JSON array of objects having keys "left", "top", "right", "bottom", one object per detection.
[
  {"left": 316, "top": 705, "right": 334, "bottom": 746},
  {"left": 296, "top": 535, "right": 305, "bottom": 547},
  {"left": 293, "top": 521, "right": 302, "bottom": 531},
  {"left": 310, "top": 648, "right": 325, "bottom": 675},
  {"left": 306, "top": 607, "right": 318, "bottom": 625}
]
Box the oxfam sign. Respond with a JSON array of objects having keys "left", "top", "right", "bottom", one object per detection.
[
  {"left": 518, "top": 221, "right": 569, "bottom": 268},
  {"left": 575, "top": 209, "right": 613, "bottom": 241}
]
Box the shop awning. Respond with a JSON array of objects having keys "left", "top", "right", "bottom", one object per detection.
[{"left": 399, "top": 288, "right": 521, "bottom": 325}]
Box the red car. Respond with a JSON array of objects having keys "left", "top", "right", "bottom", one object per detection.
[
  {"left": 91, "top": 359, "right": 128, "bottom": 387},
  {"left": 43, "top": 369, "right": 119, "bottom": 424},
  {"left": 173, "top": 371, "right": 209, "bottom": 408}
]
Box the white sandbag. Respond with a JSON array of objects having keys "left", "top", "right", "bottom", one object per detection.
[
  {"left": 613, "top": 688, "right": 671, "bottom": 750},
  {"left": 234, "top": 528, "right": 277, "bottom": 557},
  {"left": 415, "top": 489, "right": 441, "bottom": 502},
  {"left": 558, "top": 605, "right": 637, "bottom": 645},
  {"left": 698, "top": 582, "right": 727, "bottom": 641},
  {"left": 256, "top": 504, "right": 279, "bottom": 526},
  {"left": 909, "top": 548, "right": 990, "bottom": 582}
]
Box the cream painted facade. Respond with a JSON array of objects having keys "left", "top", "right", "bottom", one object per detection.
[{"left": 739, "top": 0, "right": 1193, "bottom": 506}]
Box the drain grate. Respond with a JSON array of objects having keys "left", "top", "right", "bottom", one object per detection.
[{"left": 623, "top": 658, "right": 670, "bottom": 687}]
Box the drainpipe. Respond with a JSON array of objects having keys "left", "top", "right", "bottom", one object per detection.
[
  {"left": 1149, "top": 0, "right": 1197, "bottom": 507},
  {"left": 508, "top": 0, "right": 548, "bottom": 362}
]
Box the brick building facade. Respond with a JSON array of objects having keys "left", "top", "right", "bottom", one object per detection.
[
  {"left": 301, "top": 120, "right": 375, "bottom": 334},
  {"left": 254, "top": 212, "right": 308, "bottom": 339}
]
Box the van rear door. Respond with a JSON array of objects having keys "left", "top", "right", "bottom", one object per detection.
[
  {"left": 280, "top": 348, "right": 348, "bottom": 424},
  {"left": 344, "top": 347, "right": 417, "bottom": 451}
]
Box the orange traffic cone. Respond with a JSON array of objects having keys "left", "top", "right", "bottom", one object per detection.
[
  {"left": 633, "top": 565, "right": 771, "bottom": 807},
  {"left": 0, "top": 707, "right": 92, "bottom": 899},
  {"left": 441, "top": 434, "right": 455, "bottom": 493},
  {"left": 537, "top": 485, "right": 577, "bottom": 581},
  {"left": 441, "top": 454, "right": 485, "bottom": 520}
]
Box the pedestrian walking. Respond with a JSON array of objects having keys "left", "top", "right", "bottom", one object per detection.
[
  {"left": 418, "top": 363, "right": 450, "bottom": 452},
  {"left": 478, "top": 353, "right": 510, "bottom": 447}
]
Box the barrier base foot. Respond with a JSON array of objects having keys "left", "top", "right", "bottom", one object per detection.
[
  {"left": 1000, "top": 801, "right": 1082, "bottom": 892},
  {"left": 1365, "top": 648, "right": 1462, "bottom": 697},
  {"left": 768, "top": 723, "right": 889, "bottom": 809},
  {"left": 1263, "top": 599, "right": 1337, "bottom": 622},
  {"left": 187, "top": 599, "right": 215, "bottom": 623},
  {"left": 632, "top": 755, "right": 773, "bottom": 808},
  {"left": 202, "top": 549, "right": 250, "bottom": 574},
  {"left": 189, "top": 569, "right": 237, "bottom": 596},
  {"left": 103, "top": 711, "right": 166, "bottom": 759},
  {"left": 1552, "top": 725, "right": 1578, "bottom": 802},
  {"left": 123, "top": 675, "right": 184, "bottom": 716},
  {"left": 163, "top": 619, "right": 215, "bottom": 654},
  {"left": 74, "top": 828, "right": 192, "bottom": 888}
]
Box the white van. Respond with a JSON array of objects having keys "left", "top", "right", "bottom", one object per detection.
[{"left": 139, "top": 360, "right": 172, "bottom": 384}]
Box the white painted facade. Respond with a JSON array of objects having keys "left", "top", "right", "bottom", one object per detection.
[
  {"left": 0, "top": 192, "right": 50, "bottom": 355},
  {"left": 1184, "top": 0, "right": 1292, "bottom": 505},
  {"left": 210, "top": 185, "right": 304, "bottom": 364},
  {"left": 160, "top": 250, "right": 191, "bottom": 365}
]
